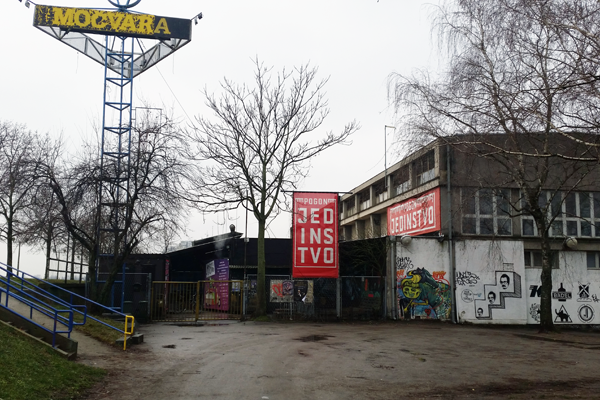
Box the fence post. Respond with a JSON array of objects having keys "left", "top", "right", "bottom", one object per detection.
[
  {"left": 336, "top": 277, "right": 341, "bottom": 318},
  {"left": 195, "top": 281, "right": 200, "bottom": 321},
  {"left": 242, "top": 279, "right": 246, "bottom": 316}
]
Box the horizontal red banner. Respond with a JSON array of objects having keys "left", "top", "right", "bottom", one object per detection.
[{"left": 387, "top": 187, "right": 441, "bottom": 236}]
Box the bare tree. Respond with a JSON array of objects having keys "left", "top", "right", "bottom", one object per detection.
[
  {"left": 188, "top": 59, "right": 358, "bottom": 317},
  {"left": 23, "top": 171, "right": 68, "bottom": 280},
  {"left": 388, "top": 0, "right": 600, "bottom": 331},
  {"left": 0, "top": 121, "right": 43, "bottom": 271},
  {"left": 43, "top": 111, "right": 190, "bottom": 303}
]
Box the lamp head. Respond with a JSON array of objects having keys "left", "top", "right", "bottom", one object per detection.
[
  {"left": 565, "top": 237, "right": 577, "bottom": 249},
  {"left": 400, "top": 235, "right": 412, "bottom": 246}
]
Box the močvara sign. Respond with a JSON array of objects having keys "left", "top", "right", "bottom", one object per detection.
[{"left": 33, "top": 5, "right": 192, "bottom": 40}]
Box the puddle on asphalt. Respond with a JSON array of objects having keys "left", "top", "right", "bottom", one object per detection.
[{"left": 295, "top": 334, "right": 334, "bottom": 342}]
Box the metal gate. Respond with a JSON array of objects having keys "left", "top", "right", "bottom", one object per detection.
[{"left": 150, "top": 280, "right": 244, "bottom": 322}]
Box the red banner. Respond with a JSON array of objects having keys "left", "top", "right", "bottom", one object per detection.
[
  {"left": 293, "top": 192, "right": 339, "bottom": 278},
  {"left": 387, "top": 187, "right": 441, "bottom": 236}
]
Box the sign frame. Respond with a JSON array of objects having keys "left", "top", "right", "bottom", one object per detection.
[
  {"left": 34, "top": 5, "right": 192, "bottom": 40},
  {"left": 292, "top": 192, "right": 339, "bottom": 279},
  {"left": 387, "top": 187, "right": 441, "bottom": 237}
]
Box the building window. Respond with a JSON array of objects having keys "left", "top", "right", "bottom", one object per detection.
[
  {"left": 588, "top": 252, "right": 600, "bottom": 269},
  {"left": 358, "top": 190, "right": 370, "bottom": 211},
  {"left": 345, "top": 197, "right": 356, "bottom": 217},
  {"left": 343, "top": 225, "right": 353, "bottom": 241},
  {"left": 394, "top": 166, "right": 410, "bottom": 196},
  {"left": 374, "top": 181, "right": 387, "bottom": 204},
  {"left": 524, "top": 250, "right": 558, "bottom": 269},
  {"left": 461, "top": 188, "right": 512, "bottom": 235},
  {"left": 415, "top": 151, "right": 435, "bottom": 186},
  {"left": 522, "top": 192, "right": 600, "bottom": 237}
]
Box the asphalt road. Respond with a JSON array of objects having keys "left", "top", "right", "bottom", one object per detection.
[{"left": 78, "top": 320, "right": 600, "bottom": 400}]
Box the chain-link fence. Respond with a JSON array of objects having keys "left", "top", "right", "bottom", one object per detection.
[
  {"left": 245, "top": 275, "right": 384, "bottom": 321},
  {"left": 340, "top": 276, "right": 385, "bottom": 320}
]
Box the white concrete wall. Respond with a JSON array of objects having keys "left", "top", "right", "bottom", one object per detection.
[
  {"left": 454, "top": 240, "right": 528, "bottom": 324},
  {"left": 395, "top": 238, "right": 451, "bottom": 320},
  {"left": 525, "top": 251, "right": 600, "bottom": 325},
  {"left": 392, "top": 237, "right": 600, "bottom": 325}
]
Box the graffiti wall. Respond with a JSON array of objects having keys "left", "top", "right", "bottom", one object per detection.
[
  {"left": 393, "top": 237, "right": 600, "bottom": 325},
  {"left": 396, "top": 238, "right": 451, "bottom": 320},
  {"left": 526, "top": 251, "right": 600, "bottom": 325},
  {"left": 455, "top": 240, "right": 528, "bottom": 324},
  {"left": 454, "top": 240, "right": 600, "bottom": 325}
]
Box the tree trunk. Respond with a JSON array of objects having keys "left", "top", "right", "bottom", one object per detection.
[
  {"left": 255, "top": 217, "right": 267, "bottom": 317},
  {"left": 539, "top": 240, "right": 555, "bottom": 332},
  {"left": 536, "top": 218, "right": 555, "bottom": 332},
  {"left": 70, "top": 237, "right": 76, "bottom": 281},
  {"left": 44, "top": 226, "right": 52, "bottom": 280},
  {"left": 6, "top": 217, "right": 13, "bottom": 273},
  {"left": 86, "top": 250, "right": 98, "bottom": 303}
]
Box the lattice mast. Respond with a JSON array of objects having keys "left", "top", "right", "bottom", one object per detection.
[
  {"left": 96, "top": 32, "right": 134, "bottom": 307},
  {"left": 32, "top": 0, "right": 200, "bottom": 309}
]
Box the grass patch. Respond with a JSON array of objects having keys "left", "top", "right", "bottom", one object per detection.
[
  {"left": 0, "top": 323, "right": 105, "bottom": 400},
  {"left": 73, "top": 313, "right": 126, "bottom": 346}
]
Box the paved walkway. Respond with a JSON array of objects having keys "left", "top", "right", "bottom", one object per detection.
[
  {"left": 5, "top": 292, "right": 600, "bottom": 399},
  {"left": 81, "top": 320, "right": 600, "bottom": 400}
]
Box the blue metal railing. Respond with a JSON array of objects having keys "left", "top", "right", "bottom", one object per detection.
[
  {"left": 0, "top": 262, "right": 131, "bottom": 347},
  {"left": 1, "top": 268, "right": 76, "bottom": 347}
]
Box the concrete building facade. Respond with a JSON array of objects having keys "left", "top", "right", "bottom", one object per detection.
[{"left": 340, "top": 138, "right": 600, "bottom": 325}]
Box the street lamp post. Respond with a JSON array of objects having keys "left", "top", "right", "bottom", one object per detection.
[{"left": 384, "top": 125, "right": 396, "bottom": 191}]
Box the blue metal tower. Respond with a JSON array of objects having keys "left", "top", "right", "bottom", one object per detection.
[
  {"left": 33, "top": 0, "right": 199, "bottom": 310},
  {"left": 97, "top": 32, "right": 135, "bottom": 310}
]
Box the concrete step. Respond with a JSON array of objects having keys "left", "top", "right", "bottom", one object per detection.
[
  {"left": 115, "top": 336, "right": 132, "bottom": 347},
  {"left": 115, "top": 332, "right": 144, "bottom": 346},
  {"left": 132, "top": 333, "right": 144, "bottom": 344}
]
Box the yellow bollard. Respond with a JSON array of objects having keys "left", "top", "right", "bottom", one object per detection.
[{"left": 123, "top": 315, "right": 135, "bottom": 351}]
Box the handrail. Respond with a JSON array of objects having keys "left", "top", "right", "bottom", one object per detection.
[
  {"left": 1, "top": 273, "right": 87, "bottom": 328},
  {"left": 0, "top": 281, "right": 75, "bottom": 328},
  {"left": 0, "top": 262, "right": 130, "bottom": 336},
  {"left": 0, "top": 279, "right": 74, "bottom": 348}
]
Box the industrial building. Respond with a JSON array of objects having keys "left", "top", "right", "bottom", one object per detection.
[{"left": 339, "top": 136, "right": 600, "bottom": 324}]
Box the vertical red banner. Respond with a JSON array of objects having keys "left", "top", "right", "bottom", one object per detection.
[{"left": 293, "top": 192, "right": 339, "bottom": 278}]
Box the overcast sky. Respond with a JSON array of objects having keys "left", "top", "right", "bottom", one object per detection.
[{"left": 1, "top": 0, "right": 440, "bottom": 276}]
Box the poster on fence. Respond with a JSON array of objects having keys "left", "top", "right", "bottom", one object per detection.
[
  {"left": 270, "top": 280, "right": 294, "bottom": 303},
  {"left": 292, "top": 192, "right": 339, "bottom": 278},
  {"left": 205, "top": 259, "right": 229, "bottom": 311},
  {"left": 293, "top": 280, "right": 314, "bottom": 304}
]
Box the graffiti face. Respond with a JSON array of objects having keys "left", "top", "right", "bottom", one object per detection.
[
  {"left": 475, "top": 272, "right": 522, "bottom": 320},
  {"left": 500, "top": 274, "right": 510, "bottom": 290},
  {"left": 401, "top": 275, "right": 422, "bottom": 299},
  {"left": 397, "top": 267, "right": 451, "bottom": 320},
  {"left": 477, "top": 308, "right": 483, "bottom": 317}
]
